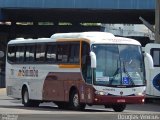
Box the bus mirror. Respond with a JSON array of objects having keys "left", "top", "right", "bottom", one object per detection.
[
  {"left": 144, "top": 52, "right": 154, "bottom": 69},
  {"left": 90, "top": 51, "right": 96, "bottom": 68},
  {"left": 0, "top": 51, "right": 4, "bottom": 58}
]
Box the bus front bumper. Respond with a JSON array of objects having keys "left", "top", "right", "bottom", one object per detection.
[{"left": 93, "top": 95, "right": 145, "bottom": 105}]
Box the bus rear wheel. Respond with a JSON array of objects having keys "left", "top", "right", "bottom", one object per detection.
[
  {"left": 69, "top": 90, "right": 86, "bottom": 110},
  {"left": 112, "top": 104, "right": 126, "bottom": 112},
  {"left": 22, "top": 88, "right": 39, "bottom": 107}
]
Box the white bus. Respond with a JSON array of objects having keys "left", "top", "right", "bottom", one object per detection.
[
  {"left": 143, "top": 43, "right": 160, "bottom": 99},
  {"left": 6, "top": 32, "right": 151, "bottom": 112}
]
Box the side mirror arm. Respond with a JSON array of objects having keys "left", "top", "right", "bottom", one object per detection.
[
  {"left": 144, "top": 52, "right": 154, "bottom": 69},
  {"left": 90, "top": 51, "right": 96, "bottom": 68}
]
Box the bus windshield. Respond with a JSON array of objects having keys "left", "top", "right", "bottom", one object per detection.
[{"left": 92, "top": 44, "right": 145, "bottom": 86}]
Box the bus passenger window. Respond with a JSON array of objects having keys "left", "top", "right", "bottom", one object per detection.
[
  {"left": 46, "top": 44, "right": 56, "bottom": 62},
  {"left": 16, "top": 46, "right": 25, "bottom": 63},
  {"left": 36, "top": 44, "right": 46, "bottom": 62},
  {"left": 57, "top": 44, "right": 69, "bottom": 63},
  {"left": 74, "top": 44, "right": 80, "bottom": 63},
  {"left": 151, "top": 48, "right": 160, "bottom": 67},
  {"left": 25, "top": 45, "right": 35, "bottom": 62},
  {"left": 69, "top": 43, "right": 80, "bottom": 64},
  {"left": 69, "top": 45, "right": 74, "bottom": 63},
  {"left": 19, "top": 46, "right": 25, "bottom": 62},
  {"left": 8, "top": 46, "right": 16, "bottom": 63}
]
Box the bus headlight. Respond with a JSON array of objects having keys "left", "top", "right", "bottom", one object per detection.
[
  {"left": 95, "top": 91, "right": 105, "bottom": 95},
  {"left": 136, "top": 91, "right": 145, "bottom": 96},
  {"left": 142, "top": 99, "right": 145, "bottom": 103},
  {"left": 137, "top": 92, "right": 143, "bottom": 96}
]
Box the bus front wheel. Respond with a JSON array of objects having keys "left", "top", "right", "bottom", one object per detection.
[
  {"left": 69, "top": 90, "right": 86, "bottom": 110},
  {"left": 112, "top": 104, "right": 126, "bottom": 112},
  {"left": 22, "top": 88, "right": 39, "bottom": 107}
]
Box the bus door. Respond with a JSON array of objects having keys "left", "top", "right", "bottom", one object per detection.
[{"left": 81, "top": 41, "right": 94, "bottom": 103}]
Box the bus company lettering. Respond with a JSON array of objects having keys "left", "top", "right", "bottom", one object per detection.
[
  {"left": 108, "top": 38, "right": 130, "bottom": 43},
  {"left": 103, "top": 88, "right": 115, "bottom": 91},
  {"left": 17, "top": 67, "right": 38, "bottom": 77}
]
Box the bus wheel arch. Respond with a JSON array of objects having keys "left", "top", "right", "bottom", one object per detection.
[
  {"left": 22, "top": 85, "right": 27, "bottom": 97},
  {"left": 22, "top": 85, "right": 31, "bottom": 106},
  {"left": 21, "top": 83, "right": 30, "bottom": 98},
  {"left": 69, "top": 86, "right": 86, "bottom": 110},
  {"left": 21, "top": 85, "right": 39, "bottom": 107}
]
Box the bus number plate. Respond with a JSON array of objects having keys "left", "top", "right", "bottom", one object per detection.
[{"left": 117, "top": 99, "right": 125, "bottom": 103}]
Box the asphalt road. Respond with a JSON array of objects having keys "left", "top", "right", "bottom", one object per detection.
[{"left": 0, "top": 89, "right": 160, "bottom": 120}]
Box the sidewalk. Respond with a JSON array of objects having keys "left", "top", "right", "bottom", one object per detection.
[{"left": 0, "top": 88, "right": 6, "bottom": 95}]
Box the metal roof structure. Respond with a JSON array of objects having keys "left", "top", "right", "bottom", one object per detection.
[{"left": 0, "top": 0, "right": 155, "bottom": 24}]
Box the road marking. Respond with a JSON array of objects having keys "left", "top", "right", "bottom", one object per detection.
[{"left": 0, "top": 107, "right": 159, "bottom": 115}]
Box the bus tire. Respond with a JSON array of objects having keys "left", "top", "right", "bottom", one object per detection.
[
  {"left": 22, "top": 88, "right": 39, "bottom": 107},
  {"left": 69, "top": 90, "right": 86, "bottom": 110},
  {"left": 112, "top": 104, "right": 126, "bottom": 112}
]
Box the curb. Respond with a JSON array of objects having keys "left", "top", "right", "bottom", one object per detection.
[{"left": 0, "top": 88, "right": 6, "bottom": 95}]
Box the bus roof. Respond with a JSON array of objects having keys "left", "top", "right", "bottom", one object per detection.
[
  {"left": 8, "top": 32, "right": 141, "bottom": 46},
  {"left": 50, "top": 32, "right": 115, "bottom": 39}
]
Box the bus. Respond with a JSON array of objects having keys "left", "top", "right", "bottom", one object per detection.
[
  {"left": 6, "top": 32, "right": 152, "bottom": 112},
  {"left": 143, "top": 43, "right": 160, "bottom": 99}
]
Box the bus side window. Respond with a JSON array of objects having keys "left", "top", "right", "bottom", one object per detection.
[
  {"left": 74, "top": 43, "right": 80, "bottom": 63},
  {"left": 25, "top": 45, "right": 35, "bottom": 62},
  {"left": 46, "top": 44, "right": 57, "bottom": 63},
  {"left": 57, "top": 43, "right": 69, "bottom": 63},
  {"left": 36, "top": 44, "right": 46, "bottom": 62},
  {"left": 151, "top": 48, "right": 160, "bottom": 67},
  {"left": 69, "top": 43, "right": 80, "bottom": 64},
  {"left": 16, "top": 46, "right": 25, "bottom": 63},
  {"left": 8, "top": 46, "right": 16, "bottom": 63},
  {"left": 81, "top": 42, "right": 92, "bottom": 84}
]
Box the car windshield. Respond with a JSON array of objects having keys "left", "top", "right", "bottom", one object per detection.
[{"left": 92, "top": 44, "right": 145, "bottom": 86}]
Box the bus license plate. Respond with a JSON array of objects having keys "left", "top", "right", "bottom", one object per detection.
[{"left": 117, "top": 99, "right": 125, "bottom": 103}]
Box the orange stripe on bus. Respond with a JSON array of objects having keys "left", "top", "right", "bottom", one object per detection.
[
  {"left": 59, "top": 64, "right": 80, "bottom": 68},
  {"left": 56, "top": 38, "right": 90, "bottom": 43}
]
